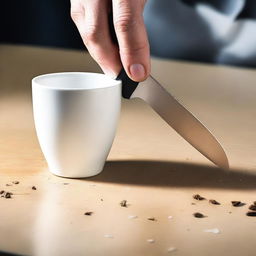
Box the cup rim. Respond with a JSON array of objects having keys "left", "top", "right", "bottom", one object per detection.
[{"left": 32, "top": 72, "right": 121, "bottom": 91}]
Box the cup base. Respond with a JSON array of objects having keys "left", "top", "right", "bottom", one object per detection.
[{"left": 49, "top": 168, "right": 103, "bottom": 179}]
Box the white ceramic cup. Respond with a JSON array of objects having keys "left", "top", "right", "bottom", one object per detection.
[{"left": 32, "top": 72, "right": 121, "bottom": 178}]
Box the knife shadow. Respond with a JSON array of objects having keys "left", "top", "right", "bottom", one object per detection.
[{"left": 87, "top": 160, "right": 256, "bottom": 190}]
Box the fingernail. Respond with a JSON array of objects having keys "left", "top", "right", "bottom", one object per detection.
[{"left": 129, "top": 64, "right": 146, "bottom": 81}]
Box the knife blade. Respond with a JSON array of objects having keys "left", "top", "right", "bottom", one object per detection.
[{"left": 117, "top": 68, "right": 229, "bottom": 169}]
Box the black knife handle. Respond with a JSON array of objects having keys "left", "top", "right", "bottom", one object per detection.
[{"left": 116, "top": 68, "right": 139, "bottom": 99}]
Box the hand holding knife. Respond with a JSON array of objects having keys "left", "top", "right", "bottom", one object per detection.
[{"left": 70, "top": 0, "right": 229, "bottom": 169}]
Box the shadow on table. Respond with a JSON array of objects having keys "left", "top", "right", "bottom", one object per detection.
[
  {"left": 88, "top": 160, "right": 256, "bottom": 190},
  {"left": 0, "top": 251, "right": 24, "bottom": 256}
]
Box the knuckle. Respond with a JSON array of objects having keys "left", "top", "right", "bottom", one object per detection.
[
  {"left": 114, "top": 0, "right": 147, "bottom": 33},
  {"left": 114, "top": 15, "right": 135, "bottom": 33},
  {"left": 83, "top": 24, "right": 102, "bottom": 44},
  {"left": 70, "top": 6, "right": 84, "bottom": 22},
  {"left": 70, "top": 11, "right": 80, "bottom": 22},
  {"left": 121, "top": 42, "right": 149, "bottom": 55}
]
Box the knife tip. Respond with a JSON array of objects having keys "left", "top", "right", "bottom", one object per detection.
[{"left": 215, "top": 152, "right": 229, "bottom": 169}]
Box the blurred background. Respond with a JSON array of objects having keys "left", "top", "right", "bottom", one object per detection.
[
  {"left": 1, "top": 0, "right": 256, "bottom": 67},
  {"left": 0, "top": 0, "right": 84, "bottom": 49}
]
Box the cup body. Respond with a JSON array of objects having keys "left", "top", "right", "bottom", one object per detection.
[{"left": 32, "top": 72, "right": 121, "bottom": 178}]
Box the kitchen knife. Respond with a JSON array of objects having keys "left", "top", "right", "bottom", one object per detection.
[{"left": 116, "top": 68, "right": 229, "bottom": 169}]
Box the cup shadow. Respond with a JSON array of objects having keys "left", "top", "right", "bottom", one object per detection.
[{"left": 87, "top": 160, "right": 256, "bottom": 190}]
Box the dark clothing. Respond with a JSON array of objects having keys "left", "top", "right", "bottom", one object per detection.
[
  {"left": 144, "top": 0, "right": 256, "bottom": 67},
  {"left": 0, "top": 0, "right": 83, "bottom": 49}
]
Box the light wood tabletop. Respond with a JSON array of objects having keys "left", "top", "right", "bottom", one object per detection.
[{"left": 0, "top": 44, "right": 256, "bottom": 256}]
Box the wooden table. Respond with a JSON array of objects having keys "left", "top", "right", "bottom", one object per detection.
[{"left": 0, "top": 45, "right": 256, "bottom": 256}]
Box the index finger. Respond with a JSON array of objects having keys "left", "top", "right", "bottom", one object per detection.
[{"left": 112, "top": 0, "right": 150, "bottom": 82}]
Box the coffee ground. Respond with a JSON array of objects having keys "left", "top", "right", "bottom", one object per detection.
[
  {"left": 84, "top": 212, "right": 93, "bottom": 216},
  {"left": 248, "top": 205, "right": 256, "bottom": 211},
  {"left": 120, "top": 200, "right": 128, "bottom": 207},
  {"left": 193, "top": 212, "right": 206, "bottom": 218},
  {"left": 147, "top": 217, "right": 156, "bottom": 221},
  {"left": 246, "top": 211, "right": 256, "bottom": 217},
  {"left": 209, "top": 199, "right": 220, "bottom": 205},
  {"left": 1, "top": 191, "right": 13, "bottom": 199},
  {"left": 5, "top": 192, "right": 12, "bottom": 198},
  {"left": 231, "top": 201, "right": 245, "bottom": 207},
  {"left": 193, "top": 194, "right": 205, "bottom": 201}
]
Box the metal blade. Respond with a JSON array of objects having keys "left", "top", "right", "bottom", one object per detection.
[{"left": 131, "top": 75, "right": 229, "bottom": 169}]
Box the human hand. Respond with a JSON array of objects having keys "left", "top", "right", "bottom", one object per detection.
[{"left": 70, "top": 0, "right": 150, "bottom": 81}]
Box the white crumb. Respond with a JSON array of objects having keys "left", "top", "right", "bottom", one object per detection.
[
  {"left": 168, "top": 216, "right": 173, "bottom": 220},
  {"left": 147, "top": 239, "right": 155, "bottom": 243},
  {"left": 128, "top": 215, "right": 138, "bottom": 219},
  {"left": 104, "top": 234, "right": 114, "bottom": 238},
  {"left": 204, "top": 228, "right": 220, "bottom": 234},
  {"left": 167, "top": 247, "right": 177, "bottom": 253}
]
